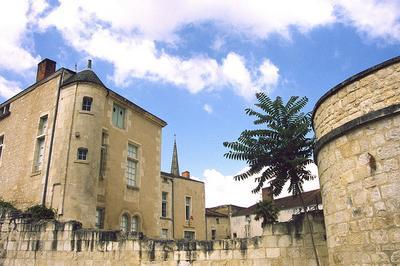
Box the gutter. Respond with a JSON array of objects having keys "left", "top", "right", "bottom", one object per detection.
[{"left": 41, "top": 70, "right": 65, "bottom": 206}]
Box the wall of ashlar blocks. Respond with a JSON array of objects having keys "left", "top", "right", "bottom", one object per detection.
[
  {"left": 0, "top": 211, "right": 327, "bottom": 265},
  {"left": 313, "top": 57, "right": 400, "bottom": 265}
]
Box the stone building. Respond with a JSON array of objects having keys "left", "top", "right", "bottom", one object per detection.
[
  {"left": 230, "top": 188, "right": 322, "bottom": 238},
  {"left": 313, "top": 56, "right": 400, "bottom": 265},
  {"left": 159, "top": 139, "right": 206, "bottom": 240},
  {"left": 205, "top": 204, "right": 245, "bottom": 240},
  {"left": 0, "top": 58, "right": 205, "bottom": 240}
]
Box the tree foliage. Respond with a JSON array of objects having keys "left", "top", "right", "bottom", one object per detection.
[
  {"left": 254, "top": 200, "right": 279, "bottom": 228},
  {"left": 26, "top": 205, "right": 56, "bottom": 220},
  {"left": 223, "top": 93, "right": 315, "bottom": 196}
]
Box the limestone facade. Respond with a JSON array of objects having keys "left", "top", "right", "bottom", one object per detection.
[
  {"left": 0, "top": 59, "right": 206, "bottom": 240},
  {"left": 313, "top": 56, "right": 400, "bottom": 265}
]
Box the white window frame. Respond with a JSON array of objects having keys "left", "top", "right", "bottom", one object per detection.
[
  {"left": 82, "top": 96, "right": 93, "bottom": 111},
  {"left": 126, "top": 143, "right": 138, "bottom": 188},
  {"left": 131, "top": 215, "right": 139, "bottom": 233},
  {"left": 183, "top": 230, "right": 195, "bottom": 240},
  {"left": 120, "top": 213, "right": 129, "bottom": 232},
  {"left": 0, "top": 134, "right": 4, "bottom": 163},
  {"left": 33, "top": 115, "right": 48, "bottom": 172},
  {"left": 99, "top": 131, "right": 108, "bottom": 178},
  {"left": 185, "top": 196, "right": 192, "bottom": 222},
  {"left": 95, "top": 207, "right": 105, "bottom": 229},
  {"left": 161, "top": 228, "right": 168, "bottom": 239},
  {"left": 77, "top": 147, "right": 88, "bottom": 161},
  {"left": 161, "top": 191, "right": 168, "bottom": 218}
]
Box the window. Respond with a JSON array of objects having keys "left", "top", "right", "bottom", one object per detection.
[
  {"left": 38, "top": 115, "right": 48, "bottom": 136},
  {"left": 112, "top": 103, "right": 125, "bottom": 129},
  {"left": 161, "top": 192, "right": 168, "bottom": 218},
  {"left": 96, "top": 208, "right": 105, "bottom": 229},
  {"left": 82, "top": 96, "right": 93, "bottom": 111},
  {"left": 185, "top": 196, "right": 192, "bottom": 221},
  {"left": 211, "top": 229, "right": 216, "bottom": 240},
  {"left": 131, "top": 216, "right": 139, "bottom": 232},
  {"left": 161, "top": 229, "right": 168, "bottom": 239},
  {"left": 0, "top": 104, "right": 10, "bottom": 119},
  {"left": 120, "top": 213, "right": 129, "bottom": 232},
  {"left": 0, "top": 135, "right": 3, "bottom": 160},
  {"left": 184, "top": 231, "right": 195, "bottom": 240},
  {"left": 77, "top": 148, "right": 88, "bottom": 160},
  {"left": 216, "top": 218, "right": 220, "bottom": 224},
  {"left": 126, "top": 144, "right": 138, "bottom": 187},
  {"left": 99, "top": 132, "right": 108, "bottom": 178},
  {"left": 245, "top": 224, "right": 250, "bottom": 238},
  {"left": 33, "top": 115, "right": 48, "bottom": 172},
  {"left": 233, "top": 233, "right": 237, "bottom": 238}
]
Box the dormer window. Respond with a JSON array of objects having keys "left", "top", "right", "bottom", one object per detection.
[{"left": 82, "top": 97, "right": 93, "bottom": 111}]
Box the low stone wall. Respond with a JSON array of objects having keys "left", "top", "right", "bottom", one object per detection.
[{"left": 0, "top": 211, "right": 327, "bottom": 265}]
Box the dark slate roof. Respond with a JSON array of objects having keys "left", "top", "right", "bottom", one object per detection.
[
  {"left": 62, "top": 69, "right": 105, "bottom": 88},
  {"left": 206, "top": 209, "right": 228, "bottom": 217},
  {"left": 232, "top": 189, "right": 322, "bottom": 217}
]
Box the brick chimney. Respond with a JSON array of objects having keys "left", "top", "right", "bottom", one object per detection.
[
  {"left": 262, "top": 186, "right": 273, "bottom": 202},
  {"left": 36, "top": 58, "right": 56, "bottom": 82},
  {"left": 182, "top": 171, "right": 190, "bottom": 178}
]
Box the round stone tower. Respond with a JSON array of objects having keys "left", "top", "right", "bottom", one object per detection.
[{"left": 313, "top": 56, "right": 400, "bottom": 265}]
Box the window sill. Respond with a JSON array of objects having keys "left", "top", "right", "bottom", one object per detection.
[
  {"left": 127, "top": 185, "right": 139, "bottom": 191},
  {"left": 31, "top": 171, "right": 41, "bottom": 177},
  {"left": 160, "top": 217, "right": 172, "bottom": 221},
  {"left": 184, "top": 224, "right": 195, "bottom": 229},
  {"left": 74, "top": 160, "right": 89, "bottom": 164},
  {"left": 79, "top": 110, "right": 94, "bottom": 116}
]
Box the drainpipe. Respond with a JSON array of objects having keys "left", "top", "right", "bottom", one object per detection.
[{"left": 41, "top": 70, "right": 64, "bottom": 206}]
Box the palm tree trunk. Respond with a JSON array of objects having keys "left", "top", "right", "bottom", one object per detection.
[{"left": 298, "top": 191, "right": 320, "bottom": 266}]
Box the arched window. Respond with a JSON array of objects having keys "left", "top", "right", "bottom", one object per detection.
[
  {"left": 77, "top": 148, "right": 88, "bottom": 160},
  {"left": 131, "top": 216, "right": 139, "bottom": 232},
  {"left": 82, "top": 96, "right": 93, "bottom": 111},
  {"left": 120, "top": 213, "right": 129, "bottom": 232}
]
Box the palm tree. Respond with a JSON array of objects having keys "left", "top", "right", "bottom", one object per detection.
[
  {"left": 254, "top": 200, "right": 279, "bottom": 228},
  {"left": 223, "top": 93, "right": 319, "bottom": 265}
]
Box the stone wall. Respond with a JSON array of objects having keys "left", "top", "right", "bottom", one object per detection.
[
  {"left": 0, "top": 211, "right": 327, "bottom": 265},
  {"left": 313, "top": 57, "right": 400, "bottom": 265}
]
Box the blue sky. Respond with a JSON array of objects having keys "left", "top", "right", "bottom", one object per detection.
[{"left": 0, "top": 0, "right": 399, "bottom": 207}]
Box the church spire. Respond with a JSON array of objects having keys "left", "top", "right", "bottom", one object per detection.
[{"left": 170, "top": 135, "right": 180, "bottom": 176}]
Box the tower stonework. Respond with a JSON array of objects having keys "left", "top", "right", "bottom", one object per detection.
[{"left": 313, "top": 56, "right": 400, "bottom": 265}]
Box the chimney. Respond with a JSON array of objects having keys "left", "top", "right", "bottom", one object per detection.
[
  {"left": 262, "top": 186, "right": 273, "bottom": 202},
  {"left": 182, "top": 171, "right": 190, "bottom": 178},
  {"left": 36, "top": 58, "right": 56, "bottom": 82},
  {"left": 87, "top": 59, "right": 92, "bottom": 69}
]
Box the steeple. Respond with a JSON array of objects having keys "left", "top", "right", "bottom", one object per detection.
[{"left": 170, "top": 135, "right": 180, "bottom": 176}]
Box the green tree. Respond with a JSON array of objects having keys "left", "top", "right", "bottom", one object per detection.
[
  {"left": 254, "top": 200, "right": 279, "bottom": 228},
  {"left": 223, "top": 93, "right": 319, "bottom": 265}
]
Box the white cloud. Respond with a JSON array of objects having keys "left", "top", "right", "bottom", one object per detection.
[
  {"left": 0, "top": 76, "right": 22, "bottom": 99},
  {"left": 33, "top": 0, "right": 400, "bottom": 101},
  {"left": 334, "top": 0, "right": 400, "bottom": 42},
  {"left": 0, "top": 0, "right": 40, "bottom": 73},
  {"left": 1, "top": 0, "right": 399, "bottom": 102},
  {"left": 204, "top": 164, "right": 320, "bottom": 208},
  {"left": 203, "top": 104, "right": 213, "bottom": 114}
]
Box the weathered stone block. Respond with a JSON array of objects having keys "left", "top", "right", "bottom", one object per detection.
[{"left": 265, "top": 248, "right": 280, "bottom": 258}]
